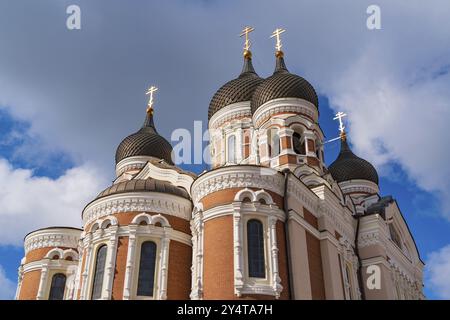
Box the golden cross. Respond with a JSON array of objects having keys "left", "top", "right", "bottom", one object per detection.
[
  {"left": 145, "top": 85, "right": 158, "bottom": 113},
  {"left": 239, "top": 26, "right": 255, "bottom": 52},
  {"left": 270, "top": 28, "right": 286, "bottom": 52}
]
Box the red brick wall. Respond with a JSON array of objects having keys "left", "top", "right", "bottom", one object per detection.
[
  {"left": 201, "top": 188, "right": 283, "bottom": 211},
  {"left": 203, "top": 215, "right": 290, "bottom": 300},
  {"left": 167, "top": 241, "right": 192, "bottom": 299},
  {"left": 18, "top": 270, "right": 40, "bottom": 300},
  {"left": 111, "top": 236, "right": 129, "bottom": 300},
  {"left": 306, "top": 231, "right": 326, "bottom": 300}
]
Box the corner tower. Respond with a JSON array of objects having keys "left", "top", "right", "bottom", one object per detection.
[
  {"left": 208, "top": 27, "right": 264, "bottom": 167},
  {"left": 251, "top": 29, "right": 324, "bottom": 173},
  {"left": 328, "top": 131, "right": 379, "bottom": 213}
]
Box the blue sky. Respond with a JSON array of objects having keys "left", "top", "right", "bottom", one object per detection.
[{"left": 1, "top": 0, "right": 450, "bottom": 299}]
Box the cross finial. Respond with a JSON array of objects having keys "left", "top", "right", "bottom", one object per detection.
[
  {"left": 270, "top": 28, "right": 286, "bottom": 52},
  {"left": 145, "top": 85, "right": 158, "bottom": 114},
  {"left": 239, "top": 26, "right": 255, "bottom": 54},
  {"left": 333, "top": 111, "right": 347, "bottom": 138}
]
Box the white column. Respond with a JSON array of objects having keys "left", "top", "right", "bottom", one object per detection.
[
  {"left": 190, "top": 219, "right": 198, "bottom": 298},
  {"left": 15, "top": 264, "right": 24, "bottom": 300},
  {"left": 36, "top": 263, "right": 49, "bottom": 300},
  {"left": 80, "top": 233, "right": 93, "bottom": 300},
  {"left": 102, "top": 226, "right": 119, "bottom": 300},
  {"left": 158, "top": 231, "right": 171, "bottom": 300},
  {"left": 233, "top": 205, "right": 244, "bottom": 296},
  {"left": 236, "top": 127, "right": 243, "bottom": 163},
  {"left": 268, "top": 216, "right": 282, "bottom": 298},
  {"left": 123, "top": 226, "right": 137, "bottom": 300},
  {"left": 72, "top": 239, "right": 83, "bottom": 300},
  {"left": 220, "top": 129, "right": 226, "bottom": 165}
]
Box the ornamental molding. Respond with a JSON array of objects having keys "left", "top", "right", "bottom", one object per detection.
[
  {"left": 253, "top": 98, "right": 318, "bottom": 128},
  {"left": 133, "top": 162, "right": 194, "bottom": 196},
  {"left": 115, "top": 156, "right": 156, "bottom": 177},
  {"left": 24, "top": 228, "right": 82, "bottom": 255},
  {"left": 191, "top": 166, "right": 284, "bottom": 204},
  {"left": 202, "top": 203, "right": 285, "bottom": 223},
  {"left": 209, "top": 102, "right": 252, "bottom": 130},
  {"left": 358, "top": 230, "right": 385, "bottom": 248},
  {"left": 82, "top": 192, "right": 192, "bottom": 226},
  {"left": 339, "top": 180, "right": 379, "bottom": 196}
]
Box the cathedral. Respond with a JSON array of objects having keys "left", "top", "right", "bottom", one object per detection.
[{"left": 15, "top": 28, "right": 425, "bottom": 300}]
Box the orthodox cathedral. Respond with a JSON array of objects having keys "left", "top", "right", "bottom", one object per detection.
[{"left": 15, "top": 28, "right": 424, "bottom": 300}]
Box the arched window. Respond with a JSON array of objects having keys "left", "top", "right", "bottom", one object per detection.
[
  {"left": 137, "top": 241, "right": 157, "bottom": 297},
  {"left": 247, "top": 219, "right": 265, "bottom": 278},
  {"left": 91, "top": 244, "right": 107, "bottom": 300},
  {"left": 267, "top": 128, "right": 280, "bottom": 158},
  {"left": 227, "top": 135, "right": 236, "bottom": 163},
  {"left": 293, "top": 132, "right": 305, "bottom": 155},
  {"left": 48, "top": 273, "right": 66, "bottom": 300}
]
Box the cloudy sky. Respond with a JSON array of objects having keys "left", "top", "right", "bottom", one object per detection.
[{"left": 1, "top": 0, "right": 450, "bottom": 299}]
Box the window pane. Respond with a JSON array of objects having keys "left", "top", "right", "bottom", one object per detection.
[
  {"left": 228, "top": 135, "right": 236, "bottom": 163},
  {"left": 137, "top": 241, "right": 157, "bottom": 297},
  {"left": 293, "top": 132, "right": 305, "bottom": 155},
  {"left": 48, "top": 273, "right": 66, "bottom": 300},
  {"left": 91, "top": 245, "right": 107, "bottom": 300},
  {"left": 269, "top": 129, "right": 280, "bottom": 157},
  {"left": 247, "top": 220, "right": 265, "bottom": 278}
]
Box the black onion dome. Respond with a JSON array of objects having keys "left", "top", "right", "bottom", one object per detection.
[
  {"left": 328, "top": 137, "right": 379, "bottom": 184},
  {"left": 251, "top": 53, "right": 318, "bottom": 114},
  {"left": 96, "top": 179, "right": 189, "bottom": 200},
  {"left": 208, "top": 54, "right": 263, "bottom": 120},
  {"left": 115, "top": 112, "right": 173, "bottom": 164}
]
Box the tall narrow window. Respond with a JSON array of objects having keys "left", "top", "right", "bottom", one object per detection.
[
  {"left": 48, "top": 273, "right": 66, "bottom": 300},
  {"left": 268, "top": 128, "right": 280, "bottom": 158},
  {"left": 91, "top": 244, "right": 107, "bottom": 300},
  {"left": 389, "top": 224, "right": 402, "bottom": 249},
  {"left": 247, "top": 219, "right": 265, "bottom": 278},
  {"left": 227, "top": 135, "right": 236, "bottom": 163},
  {"left": 137, "top": 241, "right": 157, "bottom": 297},
  {"left": 293, "top": 132, "right": 305, "bottom": 155}
]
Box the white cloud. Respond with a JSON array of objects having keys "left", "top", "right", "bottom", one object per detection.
[
  {"left": 0, "top": 0, "right": 449, "bottom": 221},
  {"left": 0, "top": 265, "right": 15, "bottom": 300},
  {"left": 0, "top": 159, "right": 108, "bottom": 246},
  {"left": 426, "top": 244, "right": 450, "bottom": 299}
]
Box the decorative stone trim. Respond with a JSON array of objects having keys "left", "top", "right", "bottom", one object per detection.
[
  {"left": 115, "top": 156, "right": 156, "bottom": 177},
  {"left": 24, "top": 228, "right": 82, "bottom": 255},
  {"left": 253, "top": 98, "right": 318, "bottom": 128},
  {"left": 209, "top": 102, "right": 252, "bottom": 130},
  {"left": 133, "top": 161, "right": 194, "bottom": 196},
  {"left": 122, "top": 225, "right": 172, "bottom": 300},
  {"left": 191, "top": 166, "right": 284, "bottom": 204},
  {"left": 190, "top": 206, "right": 204, "bottom": 300},
  {"left": 339, "top": 180, "right": 379, "bottom": 196},
  {"left": 83, "top": 192, "right": 192, "bottom": 226},
  {"left": 232, "top": 201, "right": 283, "bottom": 298}
]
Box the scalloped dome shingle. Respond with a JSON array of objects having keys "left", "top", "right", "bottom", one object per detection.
[
  {"left": 328, "top": 138, "right": 379, "bottom": 185},
  {"left": 250, "top": 55, "right": 318, "bottom": 114},
  {"left": 208, "top": 56, "right": 263, "bottom": 120},
  {"left": 115, "top": 113, "right": 173, "bottom": 164}
]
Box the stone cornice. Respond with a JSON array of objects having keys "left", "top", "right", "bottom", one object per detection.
[
  {"left": 253, "top": 98, "right": 319, "bottom": 128},
  {"left": 133, "top": 161, "right": 194, "bottom": 196},
  {"left": 209, "top": 102, "right": 252, "bottom": 130},
  {"left": 191, "top": 166, "right": 284, "bottom": 204},
  {"left": 82, "top": 192, "right": 192, "bottom": 227},
  {"left": 24, "top": 228, "right": 81, "bottom": 255},
  {"left": 339, "top": 180, "right": 379, "bottom": 196}
]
